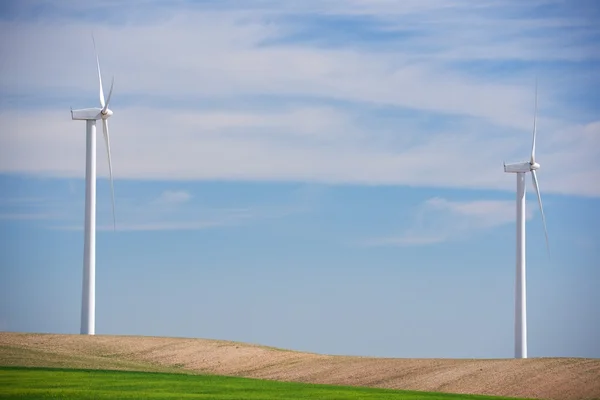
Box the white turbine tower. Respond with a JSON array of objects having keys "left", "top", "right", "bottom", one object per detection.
[
  {"left": 70, "top": 37, "right": 116, "bottom": 335},
  {"left": 503, "top": 82, "right": 549, "bottom": 359}
]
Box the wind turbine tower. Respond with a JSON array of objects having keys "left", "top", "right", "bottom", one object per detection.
[
  {"left": 70, "top": 37, "right": 117, "bottom": 335},
  {"left": 503, "top": 81, "right": 549, "bottom": 359}
]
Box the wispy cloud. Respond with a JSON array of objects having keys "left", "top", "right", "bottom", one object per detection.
[
  {"left": 0, "top": 0, "right": 598, "bottom": 196},
  {"left": 152, "top": 190, "right": 192, "bottom": 206},
  {"left": 424, "top": 197, "right": 522, "bottom": 229},
  {"left": 0, "top": 197, "right": 64, "bottom": 221},
  {"left": 1, "top": 183, "right": 318, "bottom": 232},
  {"left": 55, "top": 207, "right": 255, "bottom": 232},
  {"left": 2, "top": 106, "right": 598, "bottom": 196},
  {"left": 364, "top": 234, "right": 447, "bottom": 247},
  {"left": 364, "top": 197, "right": 534, "bottom": 247},
  {"left": 0, "top": 212, "right": 61, "bottom": 221},
  {"left": 0, "top": 197, "right": 47, "bottom": 206}
]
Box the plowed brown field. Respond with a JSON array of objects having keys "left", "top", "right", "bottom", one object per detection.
[{"left": 1, "top": 332, "right": 599, "bottom": 400}]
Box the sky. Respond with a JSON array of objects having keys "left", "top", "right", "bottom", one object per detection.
[{"left": 0, "top": 0, "right": 599, "bottom": 359}]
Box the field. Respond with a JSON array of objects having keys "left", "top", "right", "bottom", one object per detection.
[
  {"left": 0, "top": 366, "right": 528, "bottom": 400},
  {"left": 1, "top": 332, "right": 600, "bottom": 400}
]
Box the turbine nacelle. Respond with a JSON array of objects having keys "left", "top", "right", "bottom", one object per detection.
[
  {"left": 71, "top": 107, "right": 113, "bottom": 121},
  {"left": 503, "top": 161, "right": 541, "bottom": 173}
]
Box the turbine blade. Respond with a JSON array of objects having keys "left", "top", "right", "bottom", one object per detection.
[
  {"left": 102, "top": 76, "right": 114, "bottom": 113},
  {"left": 531, "top": 170, "right": 549, "bottom": 254},
  {"left": 102, "top": 119, "right": 116, "bottom": 231},
  {"left": 92, "top": 34, "right": 105, "bottom": 108},
  {"left": 530, "top": 78, "right": 538, "bottom": 164}
]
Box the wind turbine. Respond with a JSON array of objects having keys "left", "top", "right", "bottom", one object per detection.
[
  {"left": 503, "top": 81, "right": 549, "bottom": 359},
  {"left": 70, "top": 36, "right": 116, "bottom": 335}
]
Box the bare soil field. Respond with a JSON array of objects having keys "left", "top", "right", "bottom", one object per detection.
[{"left": 1, "top": 332, "right": 599, "bottom": 400}]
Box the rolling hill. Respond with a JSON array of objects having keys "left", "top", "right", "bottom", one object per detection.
[{"left": 1, "top": 332, "right": 599, "bottom": 400}]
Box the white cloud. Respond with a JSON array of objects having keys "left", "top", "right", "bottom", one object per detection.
[
  {"left": 153, "top": 190, "right": 192, "bottom": 205},
  {"left": 1, "top": 182, "right": 317, "bottom": 232},
  {"left": 365, "top": 197, "right": 535, "bottom": 247},
  {"left": 0, "top": 197, "right": 67, "bottom": 221},
  {"left": 363, "top": 234, "right": 447, "bottom": 247},
  {"left": 0, "top": 0, "right": 598, "bottom": 197},
  {"left": 0, "top": 7, "right": 550, "bottom": 129},
  {"left": 56, "top": 208, "right": 255, "bottom": 232},
  {"left": 1, "top": 105, "right": 598, "bottom": 196},
  {"left": 424, "top": 197, "right": 520, "bottom": 229}
]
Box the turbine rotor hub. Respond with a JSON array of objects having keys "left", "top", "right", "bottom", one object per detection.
[
  {"left": 530, "top": 162, "right": 540, "bottom": 170},
  {"left": 101, "top": 108, "right": 113, "bottom": 118}
]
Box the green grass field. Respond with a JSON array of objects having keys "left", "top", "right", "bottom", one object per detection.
[{"left": 0, "top": 367, "right": 528, "bottom": 400}]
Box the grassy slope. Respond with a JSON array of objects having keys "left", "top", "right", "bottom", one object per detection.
[
  {"left": 1, "top": 332, "right": 599, "bottom": 400},
  {"left": 0, "top": 345, "right": 186, "bottom": 374},
  {"left": 0, "top": 367, "right": 530, "bottom": 400}
]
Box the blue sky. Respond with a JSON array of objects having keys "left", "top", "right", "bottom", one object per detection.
[{"left": 0, "top": 0, "right": 599, "bottom": 359}]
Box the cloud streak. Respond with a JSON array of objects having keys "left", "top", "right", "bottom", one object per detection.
[
  {"left": 0, "top": 0, "right": 598, "bottom": 197},
  {"left": 365, "top": 197, "right": 535, "bottom": 247},
  {"left": 55, "top": 209, "right": 255, "bottom": 232},
  {"left": 2, "top": 104, "right": 598, "bottom": 196},
  {"left": 0, "top": 183, "right": 320, "bottom": 232},
  {"left": 152, "top": 190, "right": 192, "bottom": 206}
]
